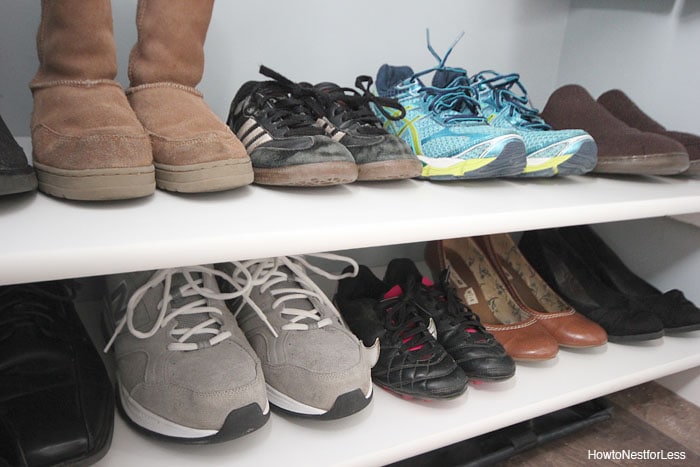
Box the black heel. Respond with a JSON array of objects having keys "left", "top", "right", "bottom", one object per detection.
[{"left": 518, "top": 228, "right": 664, "bottom": 342}]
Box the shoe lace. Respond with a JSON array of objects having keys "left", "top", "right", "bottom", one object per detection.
[
  {"left": 377, "top": 277, "right": 439, "bottom": 360},
  {"left": 407, "top": 30, "right": 485, "bottom": 124},
  {"left": 104, "top": 266, "right": 254, "bottom": 353},
  {"left": 424, "top": 269, "right": 487, "bottom": 334},
  {"left": 470, "top": 71, "right": 550, "bottom": 130},
  {"left": 254, "top": 65, "right": 328, "bottom": 137},
  {"left": 321, "top": 76, "right": 407, "bottom": 126},
  {"left": 227, "top": 254, "right": 359, "bottom": 338}
]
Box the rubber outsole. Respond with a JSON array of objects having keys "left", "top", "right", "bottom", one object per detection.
[
  {"left": 593, "top": 152, "right": 690, "bottom": 176},
  {"left": 0, "top": 170, "right": 38, "bottom": 196},
  {"left": 419, "top": 139, "right": 527, "bottom": 180},
  {"left": 116, "top": 391, "right": 270, "bottom": 444},
  {"left": 155, "top": 158, "right": 253, "bottom": 193},
  {"left": 357, "top": 158, "right": 422, "bottom": 181},
  {"left": 34, "top": 162, "right": 155, "bottom": 201},
  {"left": 254, "top": 161, "right": 358, "bottom": 186},
  {"left": 556, "top": 139, "right": 598, "bottom": 176},
  {"left": 270, "top": 388, "right": 372, "bottom": 420},
  {"left": 606, "top": 330, "right": 665, "bottom": 343},
  {"left": 664, "top": 322, "right": 700, "bottom": 334}
]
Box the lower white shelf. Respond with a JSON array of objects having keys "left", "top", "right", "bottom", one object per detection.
[{"left": 97, "top": 332, "right": 700, "bottom": 467}]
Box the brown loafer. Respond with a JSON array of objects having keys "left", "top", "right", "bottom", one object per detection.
[
  {"left": 426, "top": 237, "right": 559, "bottom": 361},
  {"left": 474, "top": 233, "right": 608, "bottom": 348},
  {"left": 598, "top": 89, "right": 700, "bottom": 176},
  {"left": 541, "top": 84, "right": 689, "bottom": 175}
]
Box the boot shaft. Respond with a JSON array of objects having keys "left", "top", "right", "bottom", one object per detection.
[
  {"left": 128, "top": 0, "right": 215, "bottom": 87},
  {"left": 33, "top": 0, "right": 118, "bottom": 83}
]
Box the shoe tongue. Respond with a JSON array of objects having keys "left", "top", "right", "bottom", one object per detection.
[
  {"left": 254, "top": 81, "right": 291, "bottom": 107},
  {"left": 315, "top": 82, "right": 352, "bottom": 107},
  {"left": 166, "top": 272, "right": 219, "bottom": 343},
  {"left": 275, "top": 265, "right": 316, "bottom": 321},
  {"left": 383, "top": 258, "right": 424, "bottom": 289},
  {"left": 376, "top": 64, "right": 414, "bottom": 96},
  {"left": 432, "top": 68, "right": 469, "bottom": 89},
  {"left": 315, "top": 82, "right": 341, "bottom": 94}
]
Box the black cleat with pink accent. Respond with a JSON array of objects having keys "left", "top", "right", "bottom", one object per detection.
[
  {"left": 335, "top": 265, "right": 466, "bottom": 400},
  {"left": 384, "top": 258, "right": 515, "bottom": 382}
]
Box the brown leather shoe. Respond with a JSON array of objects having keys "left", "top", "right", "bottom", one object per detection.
[
  {"left": 598, "top": 89, "right": 700, "bottom": 176},
  {"left": 474, "top": 233, "right": 608, "bottom": 348},
  {"left": 426, "top": 238, "right": 559, "bottom": 361},
  {"left": 541, "top": 85, "right": 689, "bottom": 175}
]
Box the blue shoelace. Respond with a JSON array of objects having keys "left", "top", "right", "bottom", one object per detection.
[
  {"left": 404, "top": 31, "right": 485, "bottom": 124},
  {"left": 471, "top": 71, "right": 551, "bottom": 130}
]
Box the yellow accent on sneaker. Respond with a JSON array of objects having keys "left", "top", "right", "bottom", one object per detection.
[
  {"left": 420, "top": 157, "right": 497, "bottom": 177},
  {"left": 522, "top": 153, "right": 574, "bottom": 174}
]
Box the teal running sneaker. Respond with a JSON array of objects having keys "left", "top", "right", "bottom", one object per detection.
[
  {"left": 470, "top": 71, "right": 597, "bottom": 177},
  {"left": 373, "top": 35, "right": 526, "bottom": 180}
]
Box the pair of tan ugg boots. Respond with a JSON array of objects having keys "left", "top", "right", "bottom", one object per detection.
[{"left": 30, "top": 0, "right": 252, "bottom": 200}]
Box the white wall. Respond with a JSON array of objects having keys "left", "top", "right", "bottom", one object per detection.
[
  {"left": 0, "top": 0, "right": 571, "bottom": 136},
  {"left": 557, "top": 0, "right": 700, "bottom": 133}
]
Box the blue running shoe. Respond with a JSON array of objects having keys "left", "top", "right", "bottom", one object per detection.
[
  {"left": 470, "top": 71, "right": 597, "bottom": 177},
  {"left": 373, "top": 35, "right": 526, "bottom": 180}
]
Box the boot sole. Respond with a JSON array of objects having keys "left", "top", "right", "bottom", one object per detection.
[
  {"left": 155, "top": 158, "right": 253, "bottom": 193},
  {"left": 34, "top": 162, "right": 155, "bottom": 201},
  {"left": 254, "top": 161, "right": 357, "bottom": 186},
  {"left": 593, "top": 152, "right": 690, "bottom": 175}
]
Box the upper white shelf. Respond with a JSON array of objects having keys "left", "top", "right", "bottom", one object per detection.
[{"left": 2, "top": 173, "right": 700, "bottom": 286}]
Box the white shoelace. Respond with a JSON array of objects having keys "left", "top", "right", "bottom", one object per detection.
[
  {"left": 104, "top": 265, "right": 254, "bottom": 353},
  {"left": 227, "top": 253, "right": 359, "bottom": 338}
]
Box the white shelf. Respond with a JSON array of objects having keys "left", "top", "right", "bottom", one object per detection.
[
  {"left": 96, "top": 333, "right": 700, "bottom": 467},
  {"left": 2, "top": 174, "right": 700, "bottom": 286}
]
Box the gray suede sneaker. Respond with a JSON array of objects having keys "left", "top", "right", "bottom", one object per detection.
[
  {"left": 103, "top": 266, "right": 269, "bottom": 443},
  {"left": 227, "top": 66, "right": 357, "bottom": 186},
  {"left": 216, "top": 254, "right": 376, "bottom": 420}
]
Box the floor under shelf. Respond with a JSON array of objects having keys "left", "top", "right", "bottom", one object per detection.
[{"left": 501, "top": 381, "right": 700, "bottom": 466}]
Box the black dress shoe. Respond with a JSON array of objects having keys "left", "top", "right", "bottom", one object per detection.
[
  {"left": 0, "top": 281, "right": 114, "bottom": 466},
  {"left": 558, "top": 225, "right": 700, "bottom": 334},
  {"left": 518, "top": 229, "right": 664, "bottom": 342}
]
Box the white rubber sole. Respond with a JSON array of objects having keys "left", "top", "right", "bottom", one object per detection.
[
  {"left": 118, "top": 382, "right": 270, "bottom": 439},
  {"left": 266, "top": 383, "right": 372, "bottom": 416}
]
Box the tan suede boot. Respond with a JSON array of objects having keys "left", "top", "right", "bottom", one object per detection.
[
  {"left": 127, "top": 0, "right": 253, "bottom": 193},
  {"left": 30, "top": 0, "right": 155, "bottom": 201}
]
